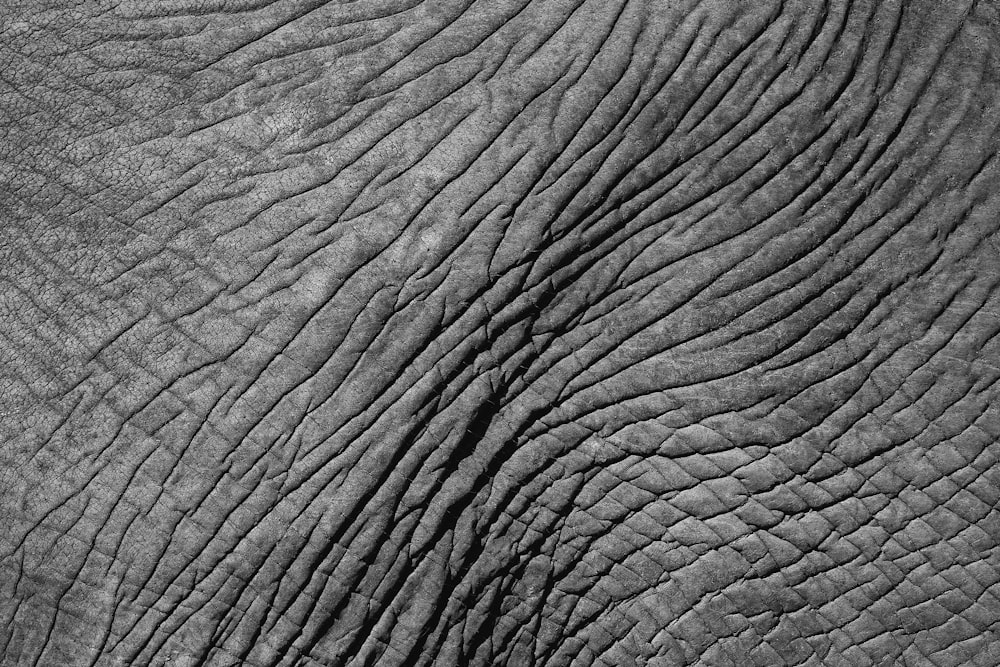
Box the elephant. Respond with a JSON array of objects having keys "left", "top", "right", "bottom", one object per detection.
[{"left": 1, "top": 0, "right": 998, "bottom": 664}]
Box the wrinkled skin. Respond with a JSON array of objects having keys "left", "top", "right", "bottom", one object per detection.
[{"left": 1, "top": 0, "right": 999, "bottom": 665}]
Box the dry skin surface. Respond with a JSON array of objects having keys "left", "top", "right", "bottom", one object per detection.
[{"left": 1, "top": 1, "right": 999, "bottom": 665}]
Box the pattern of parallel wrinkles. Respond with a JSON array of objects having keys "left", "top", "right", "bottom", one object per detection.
[{"left": 1, "top": 0, "right": 999, "bottom": 665}]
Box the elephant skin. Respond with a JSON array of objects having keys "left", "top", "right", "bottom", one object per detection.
[{"left": 1, "top": 0, "right": 999, "bottom": 665}]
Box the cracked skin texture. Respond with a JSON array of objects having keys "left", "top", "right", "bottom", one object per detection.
[{"left": 1, "top": 0, "right": 999, "bottom": 665}]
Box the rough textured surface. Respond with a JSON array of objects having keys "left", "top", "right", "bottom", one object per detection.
[{"left": 1, "top": 1, "right": 999, "bottom": 665}]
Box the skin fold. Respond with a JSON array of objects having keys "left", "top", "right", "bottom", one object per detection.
[{"left": 1, "top": 0, "right": 998, "bottom": 664}]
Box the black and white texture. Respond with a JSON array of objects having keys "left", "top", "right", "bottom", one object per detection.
[{"left": 1, "top": 1, "right": 999, "bottom": 665}]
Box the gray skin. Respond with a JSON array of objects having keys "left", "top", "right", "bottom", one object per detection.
[{"left": 1, "top": 0, "right": 998, "bottom": 665}]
